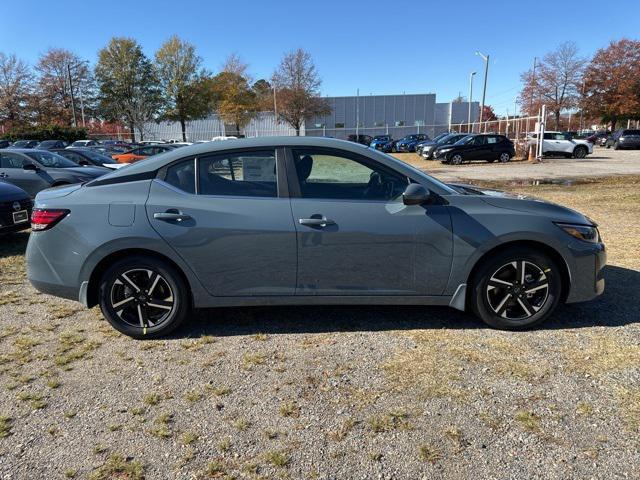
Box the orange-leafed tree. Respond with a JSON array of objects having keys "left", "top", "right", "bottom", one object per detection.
[{"left": 583, "top": 39, "right": 640, "bottom": 130}]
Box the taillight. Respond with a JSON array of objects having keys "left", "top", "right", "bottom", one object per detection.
[{"left": 31, "top": 209, "right": 70, "bottom": 231}]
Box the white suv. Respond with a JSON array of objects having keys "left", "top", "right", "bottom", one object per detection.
[{"left": 527, "top": 131, "right": 593, "bottom": 158}]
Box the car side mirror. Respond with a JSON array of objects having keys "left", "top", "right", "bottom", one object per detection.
[
  {"left": 402, "top": 183, "right": 432, "bottom": 206},
  {"left": 23, "top": 163, "right": 39, "bottom": 171}
]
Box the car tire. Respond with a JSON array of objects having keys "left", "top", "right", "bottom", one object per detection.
[
  {"left": 470, "top": 247, "right": 562, "bottom": 330},
  {"left": 573, "top": 146, "right": 588, "bottom": 158},
  {"left": 498, "top": 152, "right": 510, "bottom": 163},
  {"left": 98, "top": 256, "right": 190, "bottom": 339},
  {"left": 450, "top": 153, "right": 463, "bottom": 165},
  {"left": 613, "top": 141, "right": 620, "bottom": 150}
]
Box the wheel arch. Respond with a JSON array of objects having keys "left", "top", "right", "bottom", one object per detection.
[
  {"left": 86, "top": 248, "right": 193, "bottom": 309},
  {"left": 465, "top": 239, "right": 571, "bottom": 308}
]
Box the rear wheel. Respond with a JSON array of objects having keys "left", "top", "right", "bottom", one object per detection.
[
  {"left": 99, "top": 256, "right": 189, "bottom": 339},
  {"left": 573, "top": 145, "right": 588, "bottom": 158},
  {"left": 470, "top": 247, "right": 562, "bottom": 330},
  {"left": 498, "top": 152, "right": 510, "bottom": 163}
]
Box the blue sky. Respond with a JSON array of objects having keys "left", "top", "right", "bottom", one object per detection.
[{"left": 2, "top": 0, "right": 639, "bottom": 115}]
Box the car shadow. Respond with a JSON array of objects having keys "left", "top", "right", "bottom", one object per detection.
[
  {"left": 177, "top": 264, "right": 639, "bottom": 338},
  {"left": 0, "top": 231, "right": 29, "bottom": 258}
]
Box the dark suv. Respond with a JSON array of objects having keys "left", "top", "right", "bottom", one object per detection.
[
  {"left": 435, "top": 134, "right": 515, "bottom": 165},
  {"left": 347, "top": 134, "right": 374, "bottom": 146},
  {"left": 605, "top": 129, "right": 640, "bottom": 150}
]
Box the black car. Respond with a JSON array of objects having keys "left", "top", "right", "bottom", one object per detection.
[
  {"left": 435, "top": 134, "right": 515, "bottom": 165},
  {"left": 347, "top": 134, "right": 374, "bottom": 146},
  {"left": 11, "top": 140, "right": 39, "bottom": 149},
  {"left": 421, "top": 133, "right": 469, "bottom": 160},
  {"left": 0, "top": 140, "right": 11, "bottom": 149},
  {"left": 605, "top": 129, "right": 640, "bottom": 150},
  {"left": 0, "top": 181, "right": 32, "bottom": 234},
  {"left": 51, "top": 147, "right": 122, "bottom": 170},
  {"left": 35, "top": 140, "right": 67, "bottom": 150}
]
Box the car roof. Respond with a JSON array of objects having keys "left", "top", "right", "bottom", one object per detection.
[{"left": 90, "top": 136, "right": 456, "bottom": 191}]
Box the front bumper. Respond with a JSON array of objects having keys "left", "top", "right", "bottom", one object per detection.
[{"left": 565, "top": 241, "right": 606, "bottom": 303}]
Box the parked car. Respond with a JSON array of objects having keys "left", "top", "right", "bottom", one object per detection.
[
  {"left": 112, "top": 144, "right": 176, "bottom": 164},
  {"left": 0, "top": 140, "right": 11, "bottom": 149},
  {"left": 604, "top": 129, "right": 640, "bottom": 150},
  {"left": 395, "top": 134, "right": 428, "bottom": 152},
  {"left": 586, "top": 131, "right": 609, "bottom": 145},
  {"left": 420, "top": 133, "right": 468, "bottom": 159},
  {"left": 369, "top": 135, "right": 394, "bottom": 151},
  {"left": 415, "top": 132, "right": 450, "bottom": 156},
  {"left": 527, "top": 132, "right": 592, "bottom": 158},
  {"left": 51, "top": 148, "right": 125, "bottom": 170},
  {"left": 25, "top": 137, "right": 605, "bottom": 338},
  {"left": 35, "top": 140, "right": 67, "bottom": 150},
  {"left": 10, "top": 140, "right": 39, "bottom": 149},
  {"left": 436, "top": 134, "right": 515, "bottom": 165},
  {"left": 0, "top": 149, "right": 110, "bottom": 197},
  {"left": 0, "top": 181, "right": 32, "bottom": 234},
  {"left": 69, "top": 139, "right": 100, "bottom": 148},
  {"left": 347, "top": 134, "right": 374, "bottom": 146}
]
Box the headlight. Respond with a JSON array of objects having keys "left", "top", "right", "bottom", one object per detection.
[
  {"left": 556, "top": 223, "right": 600, "bottom": 243},
  {"left": 439, "top": 148, "right": 452, "bottom": 152}
]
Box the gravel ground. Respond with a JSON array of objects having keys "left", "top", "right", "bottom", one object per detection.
[
  {"left": 394, "top": 147, "right": 640, "bottom": 183},
  {"left": 0, "top": 174, "right": 638, "bottom": 479}
]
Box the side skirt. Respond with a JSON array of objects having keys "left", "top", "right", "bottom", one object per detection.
[{"left": 194, "top": 295, "right": 453, "bottom": 309}]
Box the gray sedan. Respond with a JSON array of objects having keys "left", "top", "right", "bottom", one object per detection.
[
  {"left": 26, "top": 137, "right": 606, "bottom": 338},
  {"left": 0, "top": 149, "right": 109, "bottom": 197}
]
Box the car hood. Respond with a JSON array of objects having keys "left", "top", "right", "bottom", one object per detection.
[{"left": 449, "top": 183, "right": 593, "bottom": 225}]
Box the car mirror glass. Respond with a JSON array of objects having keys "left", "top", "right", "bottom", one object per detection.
[{"left": 402, "top": 183, "right": 431, "bottom": 206}]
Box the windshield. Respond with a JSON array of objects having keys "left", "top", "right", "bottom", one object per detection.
[
  {"left": 433, "top": 132, "right": 449, "bottom": 142},
  {"left": 25, "top": 151, "right": 78, "bottom": 168},
  {"left": 78, "top": 149, "right": 117, "bottom": 163},
  {"left": 373, "top": 136, "right": 389, "bottom": 141},
  {"left": 454, "top": 135, "right": 476, "bottom": 146},
  {"left": 12, "top": 141, "right": 30, "bottom": 147}
]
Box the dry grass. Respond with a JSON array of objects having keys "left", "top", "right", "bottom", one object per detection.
[{"left": 88, "top": 453, "right": 144, "bottom": 480}]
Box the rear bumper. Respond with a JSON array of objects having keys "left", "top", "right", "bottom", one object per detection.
[{"left": 565, "top": 242, "right": 606, "bottom": 303}]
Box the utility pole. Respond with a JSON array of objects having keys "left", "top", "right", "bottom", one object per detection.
[
  {"left": 579, "top": 77, "right": 586, "bottom": 132},
  {"left": 273, "top": 86, "right": 278, "bottom": 122},
  {"left": 356, "top": 88, "right": 360, "bottom": 139},
  {"left": 468, "top": 71, "right": 476, "bottom": 132},
  {"left": 67, "top": 63, "right": 77, "bottom": 128},
  {"left": 476, "top": 51, "right": 489, "bottom": 132},
  {"left": 529, "top": 57, "right": 537, "bottom": 113}
]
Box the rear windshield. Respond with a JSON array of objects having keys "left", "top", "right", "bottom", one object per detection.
[{"left": 25, "top": 151, "right": 78, "bottom": 168}]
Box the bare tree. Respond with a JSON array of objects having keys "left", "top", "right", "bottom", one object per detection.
[
  {"left": 519, "top": 42, "right": 584, "bottom": 129},
  {"left": 271, "top": 49, "right": 330, "bottom": 135},
  {"left": 34, "top": 48, "right": 93, "bottom": 126},
  {"left": 0, "top": 53, "right": 33, "bottom": 127}
]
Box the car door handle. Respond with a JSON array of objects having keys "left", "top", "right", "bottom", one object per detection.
[
  {"left": 299, "top": 217, "right": 335, "bottom": 227},
  {"left": 153, "top": 210, "right": 191, "bottom": 222}
]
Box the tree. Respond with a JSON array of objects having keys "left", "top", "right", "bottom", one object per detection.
[
  {"left": 583, "top": 39, "right": 640, "bottom": 130},
  {"left": 271, "top": 48, "right": 330, "bottom": 135},
  {"left": 208, "top": 55, "right": 258, "bottom": 135},
  {"left": 252, "top": 79, "right": 273, "bottom": 111},
  {"left": 34, "top": 48, "right": 93, "bottom": 126},
  {"left": 155, "top": 36, "right": 214, "bottom": 141},
  {"left": 479, "top": 105, "right": 497, "bottom": 122},
  {"left": 95, "top": 38, "right": 162, "bottom": 141},
  {"left": 0, "top": 53, "right": 33, "bottom": 128},
  {"left": 519, "top": 42, "right": 584, "bottom": 129}
]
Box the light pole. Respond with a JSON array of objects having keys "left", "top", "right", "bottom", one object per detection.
[
  {"left": 475, "top": 51, "right": 489, "bottom": 131},
  {"left": 579, "top": 77, "right": 586, "bottom": 133},
  {"left": 67, "top": 60, "right": 89, "bottom": 128},
  {"left": 468, "top": 71, "right": 476, "bottom": 132}
]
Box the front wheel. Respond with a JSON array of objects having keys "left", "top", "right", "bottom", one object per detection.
[
  {"left": 470, "top": 248, "right": 562, "bottom": 330},
  {"left": 573, "top": 146, "right": 588, "bottom": 158},
  {"left": 99, "top": 256, "right": 190, "bottom": 339},
  {"left": 450, "top": 153, "right": 463, "bottom": 165},
  {"left": 613, "top": 142, "right": 620, "bottom": 151}
]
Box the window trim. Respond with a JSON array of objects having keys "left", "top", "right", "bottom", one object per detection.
[
  {"left": 284, "top": 146, "right": 409, "bottom": 201},
  {"left": 158, "top": 147, "right": 288, "bottom": 199}
]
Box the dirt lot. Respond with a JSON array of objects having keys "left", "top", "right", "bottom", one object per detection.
[{"left": 0, "top": 174, "right": 638, "bottom": 479}]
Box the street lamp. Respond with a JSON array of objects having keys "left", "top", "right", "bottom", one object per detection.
[
  {"left": 468, "top": 71, "right": 476, "bottom": 132},
  {"left": 475, "top": 51, "right": 489, "bottom": 131},
  {"left": 67, "top": 60, "right": 89, "bottom": 128}
]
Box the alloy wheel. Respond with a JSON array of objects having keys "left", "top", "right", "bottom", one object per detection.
[
  {"left": 110, "top": 268, "right": 175, "bottom": 329},
  {"left": 451, "top": 154, "right": 463, "bottom": 165},
  {"left": 499, "top": 152, "right": 510, "bottom": 162},
  {"left": 485, "top": 260, "right": 549, "bottom": 320}
]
